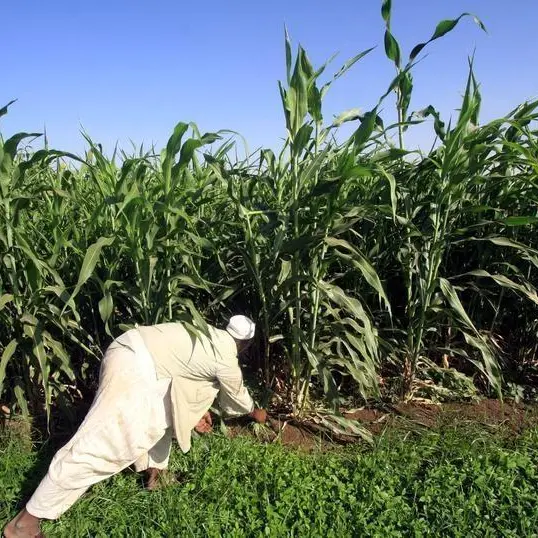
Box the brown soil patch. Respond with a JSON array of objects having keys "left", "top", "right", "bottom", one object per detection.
[
  {"left": 0, "top": 417, "right": 34, "bottom": 450},
  {"left": 223, "top": 399, "right": 538, "bottom": 450},
  {"left": 278, "top": 422, "right": 319, "bottom": 448},
  {"left": 4, "top": 399, "right": 537, "bottom": 452},
  {"left": 223, "top": 416, "right": 320, "bottom": 450},
  {"left": 435, "top": 399, "right": 538, "bottom": 433},
  {"left": 343, "top": 399, "right": 538, "bottom": 432}
]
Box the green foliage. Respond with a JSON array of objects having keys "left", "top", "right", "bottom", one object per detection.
[
  {"left": 1, "top": 1, "right": 538, "bottom": 422},
  {"left": 2, "top": 426, "right": 538, "bottom": 536}
]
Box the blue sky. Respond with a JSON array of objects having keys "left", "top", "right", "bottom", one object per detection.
[{"left": 2, "top": 1, "right": 537, "bottom": 156}]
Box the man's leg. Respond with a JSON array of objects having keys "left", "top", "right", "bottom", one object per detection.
[
  {"left": 6, "top": 424, "right": 172, "bottom": 535},
  {"left": 3, "top": 510, "right": 41, "bottom": 538},
  {"left": 133, "top": 427, "right": 173, "bottom": 473},
  {"left": 3, "top": 336, "right": 170, "bottom": 537},
  {"left": 140, "top": 410, "right": 214, "bottom": 491},
  {"left": 133, "top": 427, "right": 173, "bottom": 490}
]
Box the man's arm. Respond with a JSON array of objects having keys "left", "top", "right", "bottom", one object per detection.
[{"left": 216, "top": 362, "right": 266, "bottom": 422}]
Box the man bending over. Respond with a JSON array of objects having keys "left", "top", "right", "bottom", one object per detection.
[{"left": 4, "top": 315, "right": 266, "bottom": 538}]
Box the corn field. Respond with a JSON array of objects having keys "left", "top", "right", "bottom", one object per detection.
[{"left": 1, "top": 2, "right": 538, "bottom": 425}]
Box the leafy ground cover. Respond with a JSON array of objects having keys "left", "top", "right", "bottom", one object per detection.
[{"left": 2, "top": 404, "right": 538, "bottom": 537}]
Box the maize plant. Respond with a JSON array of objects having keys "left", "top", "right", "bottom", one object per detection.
[{"left": 1, "top": 1, "right": 537, "bottom": 425}]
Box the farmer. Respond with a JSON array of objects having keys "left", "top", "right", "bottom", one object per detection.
[{"left": 4, "top": 315, "right": 267, "bottom": 538}]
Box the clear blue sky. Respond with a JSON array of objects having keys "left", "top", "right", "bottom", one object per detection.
[{"left": 2, "top": 1, "right": 537, "bottom": 156}]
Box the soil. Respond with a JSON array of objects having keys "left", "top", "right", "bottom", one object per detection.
[
  {"left": 4, "top": 398, "right": 538, "bottom": 452},
  {"left": 350, "top": 399, "right": 538, "bottom": 434},
  {"left": 222, "top": 399, "right": 538, "bottom": 450}
]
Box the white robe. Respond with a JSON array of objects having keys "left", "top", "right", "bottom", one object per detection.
[
  {"left": 26, "top": 325, "right": 254, "bottom": 520},
  {"left": 133, "top": 323, "right": 255, "bottom": 453}
]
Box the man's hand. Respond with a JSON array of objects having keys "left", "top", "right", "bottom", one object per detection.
[
  {"left": 249, "top": 408, "right": 267, "bottom": 424},
  {"left": 194, "top": 411, "right": 213, "bottom": 434}
]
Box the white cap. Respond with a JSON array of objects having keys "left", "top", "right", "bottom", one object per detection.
[{"left": 226, "top": 315, "right": 255, "bottom": 340}]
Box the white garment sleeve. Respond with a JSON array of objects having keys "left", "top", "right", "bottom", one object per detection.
[{"left": 216, "top": 361, "right": 255, "bottom": 416}]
